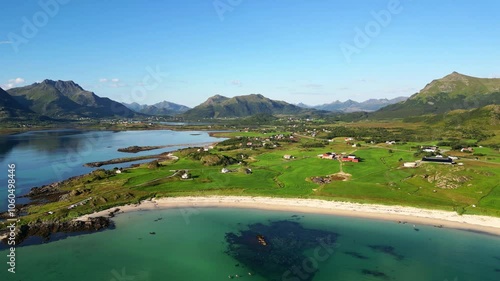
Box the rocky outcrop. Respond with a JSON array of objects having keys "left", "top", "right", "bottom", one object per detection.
[{"left": 1, "top": 217, "right": 112, "bottom": 245}]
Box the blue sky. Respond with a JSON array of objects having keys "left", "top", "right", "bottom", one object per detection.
[{"left": 1, "top": 0, "right": 499, "bottom": 107}]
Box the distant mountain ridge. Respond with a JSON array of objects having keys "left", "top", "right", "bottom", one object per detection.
[
  {"left": 122, "top": 100, "right": 190, "bottom": 116},
  {"left": 299, "top": 97, "right": 407, "bottom": 112},
  {"left": 7, "top": 80, "right": 137, "bottom": 118},
  {"left": 183, "top": 94, "right": 307, "bottom": 119},
  {"left": 374, "top": 72, "right": 500, "bottom": 118}
]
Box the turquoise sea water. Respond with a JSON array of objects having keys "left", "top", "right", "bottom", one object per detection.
[
  {"left": 0, "top": 129, "right": 221, "bottom": 210},
  {"left": 1, "top": 208, "right": 499, "bottom": 281}
]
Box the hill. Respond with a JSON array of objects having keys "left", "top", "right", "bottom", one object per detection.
[
  {"left": 7, "top": 80, "right": 137, "bottom": 119},
  {"left": 374, "top": 72, "right": 500, "bottom": 118},
  {"left": 0, "top": 87, "right": 38, "bottom": 119},
  {"left": 183, "top": 94, "right": 307, "bottom": 119},
  {"left": 123, "top": 100, "right": 190, "bottom": 116},
  {"left": 300, "top": 97, "right": 407, "bottom": 112}
]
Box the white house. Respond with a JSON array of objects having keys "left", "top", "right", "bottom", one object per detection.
[
  {"left": 283, "top": 155, "right": 293, "bottom": 160},
  {"left": 181, "top": 173, "right": 189, "bottom": 179},
  {"left": 403, "top": 162, "right": 417, "bottom": 168},
  {"left": 221, "top": 168, "right": 230, "bottom": 173}
]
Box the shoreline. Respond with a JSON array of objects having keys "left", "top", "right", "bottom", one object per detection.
[{"left": 76, "top": 196, "right": 500, "bottom": 236}]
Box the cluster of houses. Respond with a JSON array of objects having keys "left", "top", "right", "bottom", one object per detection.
[
  {"left": 317, "top": 152, "right": 360, "bottom": 163},
  {"left": 237, "top": 134, "right": 294, "bottom": 148},
  {"left": 197, "top": 146, "right": 214, "bottom": 152}
]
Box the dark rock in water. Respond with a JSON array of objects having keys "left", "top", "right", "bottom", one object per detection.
[
  {"left": 343, "top": 251, "right": 369, "bottom": 260},
  {"left": 1, "top": 217, "right": 112, "bottom": 246},
  {"left": 495, "top": 268, "right": 500, "bottom": 272},
  {"left": 361, "top": 269, "right": 389, "bottom": 279},
  {"left": 149, "top": 232, "right": 156, "bottom": 235},
  {"left": 369, "top": 245, "right": 404, "bottom": 260},
  {"left": 225, "top": 220, "right": 339, "bottom": 281}
]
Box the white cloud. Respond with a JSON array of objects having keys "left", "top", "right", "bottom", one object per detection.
[
  {"left": 111, "top": 78, "right": 120, "bottom": 83},
  {"left": 0, "top": 41, "right": 13, "bottom": 44},
  {"left": 99, "top": 78, "right": 108, "bottom": 83},
  {"left": 110, "top": 83, "right": 127, "bottom": 88},
  {"left": 302, "top": 83, "right": 323, "bottom": 89},
  {"left": 1, "top": 77, "right": 25, "bottom": 89}
]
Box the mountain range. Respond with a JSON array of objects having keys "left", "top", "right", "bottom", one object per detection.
[
  {"left": 122, "top": 101, "right": 190, "bottom": 116},
  {"left": 297, "top": 97, "right": 407, "bottom": 112},
  {"left": 1, "top": 72, "right": 498, "bottom": 121},
  {"left": 6, "top": 80, "right": 137, "bottom": 119}
]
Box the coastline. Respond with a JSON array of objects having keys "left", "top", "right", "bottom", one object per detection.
[{"left": 76, "top": 196, "right": 500, "bottom": 236}]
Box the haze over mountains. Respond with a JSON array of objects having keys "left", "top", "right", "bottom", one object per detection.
[
  {"left": 0, "top": 72, "right": 498, "bottom": 121},
  {"left": 297, "top": 97, "right": 407, "bottom": 112},
  {"left": 122, "top": 101, "right": 190, "bottom": 116}
]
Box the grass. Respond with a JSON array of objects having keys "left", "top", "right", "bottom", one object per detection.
[{"left": 2, "top": 132, "right": 500, "bottom": 232}]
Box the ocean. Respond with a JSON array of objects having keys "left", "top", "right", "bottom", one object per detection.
[{"left": 1, "top": 207, "right": 499, "bottom": 281}]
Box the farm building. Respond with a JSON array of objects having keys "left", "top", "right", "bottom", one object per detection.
[
  {"left": 341, "top": 155, "right": 359, "bottom": 162},
  {"left": 320, "top": 152, "right": 336, "bottom": 159},
  {"left": 421, "top": 156, "right": 454, "bottom": 164},
  {"left": 403, "top": 162, "right": 417, "bottom": 168},
  {"left": 283, "top": 155, "right": 293, "bottom": 160}
]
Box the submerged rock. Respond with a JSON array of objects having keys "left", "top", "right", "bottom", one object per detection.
[
  {"left": 361, "top": 269, "right": 389, "bottom": 279},
  {"left": 225, "top": 220, "right": 339, "bottom": 281},
  {"left": 343, "top": 251, "right": 369, "bottom": 260},
  {"left": 369, "top": 245, "right": 404, "bottom": 260}
]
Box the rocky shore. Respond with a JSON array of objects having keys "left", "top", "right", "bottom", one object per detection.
[{"left": 0, "top": 216, "right": 112, "bottom": 245}]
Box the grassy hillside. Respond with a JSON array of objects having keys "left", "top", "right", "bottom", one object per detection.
[{"left": 374, "top": 72, "right": 500, "bottom": 118}]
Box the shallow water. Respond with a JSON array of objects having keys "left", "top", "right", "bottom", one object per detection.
[
  {"left": 1, "top": 208, "right": 499, "bottom": 281},
  {"left": 0, "top": 129, "right": 221, "bottom": 210}
]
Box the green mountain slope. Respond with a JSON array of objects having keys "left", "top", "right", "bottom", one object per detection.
[
  {"left": 183, "top": 94, "right": 306, "bottom": 119},
  {"left": 0, "top": 87, "right": 38, "bottom": 119},
  {"left": 7, "top": 80, "right": 137, "bottom": 118},
  {"left": 374, "top": 72, "right": 500, "bottom": 118}
]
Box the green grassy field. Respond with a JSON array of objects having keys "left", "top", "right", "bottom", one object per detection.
[{"left": 3, "top": 129, "right": 500, "bottom": 231}]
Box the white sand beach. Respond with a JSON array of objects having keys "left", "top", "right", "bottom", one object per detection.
[{"left": 75, "top": 196, "right": 500, "bottom": 236}]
